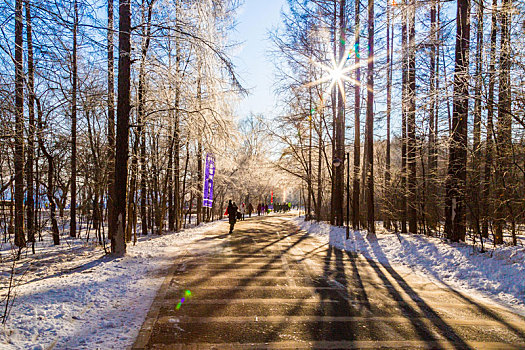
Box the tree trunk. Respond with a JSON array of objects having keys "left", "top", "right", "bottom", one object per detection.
[
  {"left": 107, "top": 0, "right": 116, "bottom": 241},
  {"left": 180, "top": 141, "right": 190, "bottom": 223},
  {"left": 407, "top": 0, "right": 417, "bottom": 234},
  {"left": 482, "top": 0, "right": 497, "bottom": 238},
  {"left": 14, "top": 0, "right": 25, "bottom": 248},
  {"left": 471, "top": 0, "right": 484, "bottom": 238},
  {"left": 173, "top": 87, "right": 181, "bottom": 232},
  {"left": 196, "top": 71, "right": 203, "bottom": 226},
  {"left": 111, "top": 0, "right": 131, "bottom": 255},
  {"left": 197, "top": 139, "right": 203, "bottom": 226},
  {"left": 445, "top": 0, "right": 470, "bottom": 242},
  {"left": 167, "top": 122, "right": 174, "bottom": 231},
  {"left": 127, "top": 133, "right": 138, "bottom": 242},
  {"left": 494, "top": 0, "right": 512, "bottom": 244},
  {"left": 330, "top": 0, "right": 337, "bottom": 225},
  {"left": 307, "top": 87, "right": 313, "bottom": 221},
  {"left": 384, "top": 0, "right": 392, "bottom": 230},
  {"left": 428, "top": 0, "right": 438, "bottom": 230},
  {"left": 352, "top": 0, "right": 361, "bottom": 230},
  {"left": 173, "top": 19, "right": 181, "bottom": 231},
  {"left": 138, "top": 0, "right": 154, "bottom": 236},
  {"left": 366, "top": 0, "right": 375, "bottom": 235},
  {"left": 316, "top": 107, "right": 323, "bottom": 221},
  {"left": 401, "top": 4, "right": 408, "bottom": 233},
  {"left": 334, "top": 0, "right": 346, "bottom": 227},
  {"left": 37, "top": 100, "right": 59, "bottom": 245},
  {"left": 25, "top": 0, "right": 35, "bottom": 244},
  {"left": 70, "top": 0, "right": 78, "bottom": 238}
]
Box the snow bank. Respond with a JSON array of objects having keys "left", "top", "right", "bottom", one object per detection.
[
  {"left": 293, "top": 217, "right": 525, "bottom": 314},
  {"left": 0, "top": 220, "right": 224, "bottom": 349}
]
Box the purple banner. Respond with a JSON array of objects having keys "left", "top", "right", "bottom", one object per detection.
[{"left": 203, "top": 153, "right": 215, "bottom": 208}]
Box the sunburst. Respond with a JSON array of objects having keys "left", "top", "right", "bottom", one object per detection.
[
  {"left": 304, "top": 42, "right": 382, "bottom": 105},
  {"left": 305, "top": 54, "right": 361, "bottom": 103}
]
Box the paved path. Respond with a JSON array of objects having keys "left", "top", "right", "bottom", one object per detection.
[{"left": 132, "top": 214, "right": 525, "bottom": 349}]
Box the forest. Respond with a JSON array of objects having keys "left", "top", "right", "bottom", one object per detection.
[
  {"left": 0, "top": 0, "right": 522, "bottom": 262},
  {"left": 271, "top": 0, "right": 525, "bottom": 247},
  {"left": 0, "top": 0, "right": 284, "bottom": 259}
]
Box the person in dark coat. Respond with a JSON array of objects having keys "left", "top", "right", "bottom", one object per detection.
[
  {"left": 247, "top": 203, "right": 254, "bottom": 218},
  {"left": 227, "top": 200, "right": 238, "bottom": 234}
]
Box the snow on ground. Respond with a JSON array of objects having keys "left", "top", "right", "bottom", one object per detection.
[
  {"left": 0, "top": 220, "right": 225, "bottom": 349},
  {"left": 292, "top": 216, "right": 525, "bottom": 315}
]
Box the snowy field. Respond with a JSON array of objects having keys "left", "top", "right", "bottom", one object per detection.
[
  {"left": 292, "top": 216, "right": 525, "bottom": 316},
  {"left": 0, "top": 220, "right": 224, "bottom": 349}
]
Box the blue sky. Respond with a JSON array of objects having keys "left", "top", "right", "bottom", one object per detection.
[{"left": 231, "top": 0, "right": 288, "bottom": 120}]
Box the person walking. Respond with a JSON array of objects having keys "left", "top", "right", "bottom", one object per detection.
[
  {"left": 240, "top": 202, "right": 246, "bottom": 221},
  {"left": 257, "top": 203, "right": 261, "bottom": 216},
  {"left": 248, "top": 203, "right": 254, "bottom": 218},
  {"left": 226, "top": 200, "right": 238, "bottom": 234}
]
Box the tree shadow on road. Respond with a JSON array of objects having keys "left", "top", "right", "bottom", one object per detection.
[{"left": 366, "top": 241, "right": 473, "bottom": 349}]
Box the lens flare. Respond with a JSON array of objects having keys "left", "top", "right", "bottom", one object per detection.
[
  {"left": 302, "top": 35, "right": 386, "bottom": 106},
  {"left": 175, "top": 289, "right": 192, "bottom": 311}
]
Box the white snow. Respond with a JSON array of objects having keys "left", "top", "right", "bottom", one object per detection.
[
  {"left": 2, "top": 214, "right": 524, "bottom": 349},
  {"left": 0, "top": 220, "right": 224, "bottom": 349},
  {"left": 292, "top": 217, "right": 525, "bottom": 315}
]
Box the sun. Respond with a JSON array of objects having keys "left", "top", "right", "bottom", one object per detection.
[
  {"left": 303, "top": 40, "right": 383, "bottom": 105},
  {"left": 304, "top": 53, "right": 362, "bottom": 104},
  {"left": 330, "top": 65, "right": 344, "bottom": 82}
]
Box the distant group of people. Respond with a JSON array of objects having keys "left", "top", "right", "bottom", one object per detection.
[
  {"left": 273, "top": 202, "right": 291, "bottom": 213},
  {"left": 225, "top": 200, "right": 292, "bottom": 234},
  {"left": 237, "top": 202, "right": 254, "bottom": 220},
  {"left": 257, "top": 203, "right": 270, "bottom": 216}
]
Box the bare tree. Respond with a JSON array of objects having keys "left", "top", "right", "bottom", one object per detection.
[
  {"left": 494, "top": 0, "right": 512, "bottom": 244},
  {"left": 70, "top": 0, "right": 78, "bottom": 238},
  {"left": 365, "top": 0, "right": 375, "bottom": 235},
  {"left": 25, "top": 0, "right": 35, "bottom": 246},
  {"left": 14, "top": 0, "right": 25, "bottom": 249},
  {"left": 352, "top": 0, "right": 361, "bottom": 230},
  {"left": 111, "top": 0, "right": 131, "bottom": 255},
  {"left": 445, "top": 0, "right": 470, "bottom": 242},
  {"left": 407, "top": 0, "right": 417, "bottom": 234}
]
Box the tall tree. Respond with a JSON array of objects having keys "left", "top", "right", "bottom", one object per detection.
[
  {"left": 111, "top": 0, "right": 131, "bottom": 255},
  {"left": 428, "top": 0, "right": 439, "bottom": 230},
  {"left": 138, "top": 0, "right": 155, "bottom": 235},
  {"left": 445, "top": 0, "right": 470, "bottom": 242},
  {"left": 407, "top": 0, "right": 417, "bottom": 234},
  {"left": 196, "top": 71, "right": 203, "bottom": 226},
  {"left": 482, "top": 0, "right": 498, "bottom": 238},
  {"left": 14, "top": 0, "right": 25, "bottom": 248},
  {"left": 25, "top": 0, "right": 35, "bottom": 244},
  {"left": 352, "top": 0, "right": 361, "bottom": 230},
  {"left": 333, "top": 0, "right": 346, "bottom": 227},
  {"left": 365, "top": 0, "right": 375, "bottom": 235},
  {"left": 107, "top": 0, "right": 116, "bottom": 241},
  {"left": 70, "top": 0, "right": 79, "bottom": 238},
  {"left": 307, "top": 87, "right": 312, "bottom": 220},
  {"left": 173, "top": 15, "right": 182, "bottom": 231},
  {"left": 494, "top": 0, "right": 512, "bottom": 244},
  {"left": 384, "top": 0, "right": 392, "bottom": 230},
  {"left": 316, "top": 98, "right": 323, "bottom": 221},
  {"left": 401, "top": 1, "right": 408, "bottom": 233},
  {"left": 471, "top": 0, "right": 484, "bottom": 237}
]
